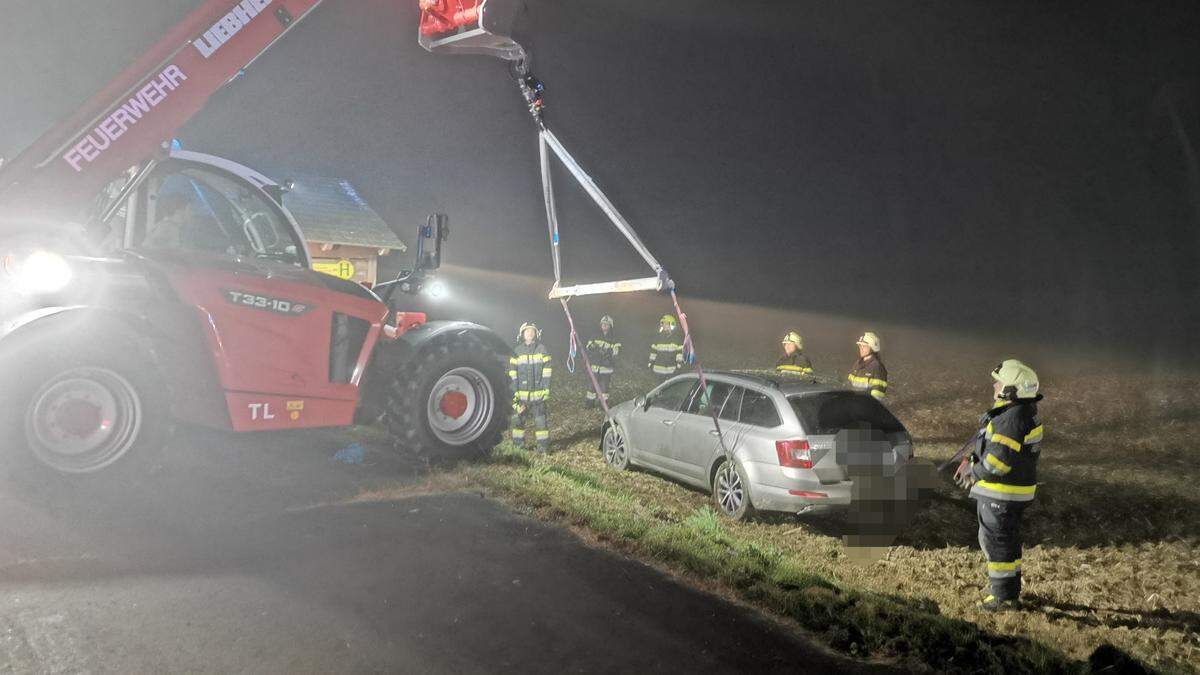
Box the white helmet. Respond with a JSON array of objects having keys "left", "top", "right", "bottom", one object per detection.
[
  {"left": 600, "top": 315, "right": 614, "bottom": 329},
  {"left": 856, "top": 331, "right": 881, "bottom": 353},
  {"left": 518, "top": 322, "right": 541, "bottom": 341},
  {"left": 992, "top": 359, "right": 1039, "bottom": 400},
  {"left": 781, "top": 331, "right": 803, "bottom": 349}
]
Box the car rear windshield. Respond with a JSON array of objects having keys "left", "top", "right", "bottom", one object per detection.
[{"left": 788, "top": 391, "right": 905, "bottom": 435}]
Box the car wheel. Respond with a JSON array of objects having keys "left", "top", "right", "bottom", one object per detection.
[
  {"left": 601, "top": 424, "right": 629, "bottom": 470},
  {"left": 712, "top": 457, "right": 755, "bottom": 521}
]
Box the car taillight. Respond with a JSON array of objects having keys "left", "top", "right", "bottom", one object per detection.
[{"left": 775, "top": 439, "right": 813, "bottom": 469}]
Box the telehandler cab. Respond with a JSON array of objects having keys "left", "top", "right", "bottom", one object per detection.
[{"left": 0, "top": 0, "right": 515, "bottom": 475}]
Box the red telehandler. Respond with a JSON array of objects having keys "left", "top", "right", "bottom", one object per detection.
[{"left": 0, "top": 0, "right": 520, "bottom": 475}]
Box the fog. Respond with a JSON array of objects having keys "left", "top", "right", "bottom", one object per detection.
[{"left": 2, "top": 0, "right": 1198, "bottom": 362}]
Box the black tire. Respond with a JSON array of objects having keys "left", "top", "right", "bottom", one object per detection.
[
  {"left": 0, "top": 333, "right": 169, "bottom": 483},
  {"left": 383, "top": 332, "right": 511, "bottom": 460},
  {"left": 712, "top": 457, "right": 756, "bottom": 521},
  {"left": 601, "top": 423, "right": 630, "bottom": 470}
]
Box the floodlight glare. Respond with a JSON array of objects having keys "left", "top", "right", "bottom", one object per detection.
[{"left": 8, "top": 250, "right": 74, "bottom": 294}]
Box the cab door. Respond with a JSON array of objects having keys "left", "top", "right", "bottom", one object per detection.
[{"left": 126, "top": 160, "right": 384, "bottom": 430}]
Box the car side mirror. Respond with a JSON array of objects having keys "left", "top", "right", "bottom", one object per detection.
[{"left": 635, "top": 395, "right": 648, "bottom": 411}]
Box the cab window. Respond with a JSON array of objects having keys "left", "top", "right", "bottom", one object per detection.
[
  {"left": 134, "top": 165, "right": 303, "bottom": 265},
  {"left": 647, "top": 378, "right": 696, "bottom": 412}
]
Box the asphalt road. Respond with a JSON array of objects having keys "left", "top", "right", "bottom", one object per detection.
[{"left": 0, "top": 427, "right": 900, "bottom": 674}]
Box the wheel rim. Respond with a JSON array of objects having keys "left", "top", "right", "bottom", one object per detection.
[
  {"left": 425, "top": 367, "right": 495, "bottom": 446},
  {"left": 25, "top": 367, "right": 143, "bottom": 474},
  {"left": 716, "top": 462, "right": 744, "bottom": 514},
  {"left": 602, "top": 426, "right": 626, "bottom": 466}
]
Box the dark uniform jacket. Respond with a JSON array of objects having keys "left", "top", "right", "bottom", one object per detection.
[
  {"left": 848, "top": 356, "right": 888, "bottom": 400},
  {"left": 586, "top": 331, "right": 621, "bottom": 373},
  {"left": 776, "top": 352, "right": 814, "bottom": 376},
  {"left": 509, "top": 342, "right": 552, "bottom": 401},
  {"left": 970, "top": 397, "right": 1044, "bottom": 502},
  {"left": 649, "top": 330, "right": 685, "bottom": 375}
]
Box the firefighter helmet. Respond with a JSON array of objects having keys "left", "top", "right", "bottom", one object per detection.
[
  {"left": 659, "top": 314, "right": 677, "bottom": 328},
  {"left": 992, "top": 359, "right": 1039, "bottom": 400},
  {"left": 856, "top": 331, "right": 881, "bottom": 353},
  {"left": 518, "top": 322, "right": 541, "bottom": 341},
  {"left": 781, "top": 331, "right": 803, "bottom": 349},
  {"left": 600, "top": 315, "right": 614, "bottom": 329}
]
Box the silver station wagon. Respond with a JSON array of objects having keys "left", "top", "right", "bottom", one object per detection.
[{"left": 601, "top": 372, "right": 915, "bottom": 520}]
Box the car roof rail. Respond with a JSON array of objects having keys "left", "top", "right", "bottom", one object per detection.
[{"left": 711, "top": 369, "right": 781, "bottom": 389}]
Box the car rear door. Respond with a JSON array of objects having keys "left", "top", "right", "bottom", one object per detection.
[{"left": 668, "top": 380, "right": 736, "bottom": 485}]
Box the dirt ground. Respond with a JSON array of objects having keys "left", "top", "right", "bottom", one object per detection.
[{"left": 436, "top": 266, "right": 1199, "bottom": 673}]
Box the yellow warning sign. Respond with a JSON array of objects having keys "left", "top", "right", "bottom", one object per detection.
[
  {"left": 287, "top": 401, "right": 305, "bottom": 411},
  {"left": 314, "top": 259, "right": 357, "bottom": 280}
]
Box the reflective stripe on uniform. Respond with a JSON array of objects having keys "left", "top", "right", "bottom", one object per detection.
[
  {"left": 987, "top": 559, "right": 1022, "bottom": 578},
  {"left": 652, "top": 365, "right": 677, "bottom": 374},
  {"left": 590, "top": 366, "right": 614, "bottom": 374},
  {"left": 848, "top": 374, "right": 869, "bottom": 387},
  {"left": 542, "top": 368, "right": 553, "bottom": 377},
  {"left": 1024, "top": 425, "right": 1044, "bottom": 444},
  {"left": 777, "top": 365, "right": 812, "bottom": 374},
  {"left": 869, "top": 378, "right": 888, "bottom": 388},
  {"left": 507, "top": 370, "right": 517, "bottom": 378},
  {"left": 651, "top": 343, "right": 684, "bottom": 351},
  {"left": 985, "top": 454, "right": 1012, "bottom": 474},
  {"left": 870, "top": 389, "right": 885, "bottom": 400},
  {"left": 535, "top": 430, "right": 549, "bottom": 440},
  {"left": 991, "top": 433, "right": 1022, "bottom": 451},
  {"left": 516, "top": 389, "right": 549, "bottom": 401},
  {"left": 512, "top": 354, "right": 550, "bottom": 364},
  {"left": 971, "top": 480, "right": 1036, "bottom": 501},
  {"left": 511, "top": 430, "right": 525, "bottom": 439}
]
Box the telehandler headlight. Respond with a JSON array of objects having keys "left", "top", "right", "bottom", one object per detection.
[
  {"left": 427, "top": 280, "right": 448, "bottom": 300},
  {"left": 3, "top": 250, "right": 74, "bottom": 294}
]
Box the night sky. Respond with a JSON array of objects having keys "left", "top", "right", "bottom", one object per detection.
[{"left": 2, "top": 1, "right": 1198, "bottom": 358}]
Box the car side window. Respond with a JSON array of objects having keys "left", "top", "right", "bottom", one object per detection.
[
  {"left": 740, "top": 390, "right": 782, "bottom": 428},
  {"left": 685, "top": 381, "right": 734, "bottom": 417},
  {"left": 647, "top": 379, "right": 696, "bottom": 412},
  {"left": 719, "top": 387, "right": 744, "bottom": 421}
]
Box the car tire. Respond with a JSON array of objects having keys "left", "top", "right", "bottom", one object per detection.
[
  {"left": 712, "top": 457, "right": 756, "bottom": 521},
  {"left": 383, "top": 332, "right": 511, "bottom": 460},
  {"left": 601, "top": 423, "right": 630, "bottom": 470},
  {"left": 1, "top": 332, "right": 169, "bottom": 482}
]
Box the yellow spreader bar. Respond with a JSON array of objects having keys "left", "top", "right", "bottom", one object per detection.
[{"left": 548, "top": 276, "right": 664, "bottom": 299}]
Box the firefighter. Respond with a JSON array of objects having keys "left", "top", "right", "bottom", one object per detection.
[
  {"left": 954, "top": 359, "right": 1044, "bottom": 611},
  {"left": 584, "top": 315, "right": 621, "bottom": 407},
  {"left": 775, "top": 330, "right": 813, "bottom": 376},
  {"left": 847, "top": 332, "right": 888, "bottom": 400},
  {"left": 648, "top": 314, "right": 685, "bottom": 378},
  {"left": 509, "top": 322, "right": 552, "bottom": 453}
]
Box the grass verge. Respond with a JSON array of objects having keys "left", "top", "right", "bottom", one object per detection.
[{"left": 459, "top": 442, "right": 1081, "bottom": 674}]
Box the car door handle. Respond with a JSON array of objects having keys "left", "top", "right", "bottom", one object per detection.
[
  {"left": 709, "top": 430, "right": 721, "bottom": 437},
  {"left": 661, "top": 420, "right": 674, "bottom": 427}
]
